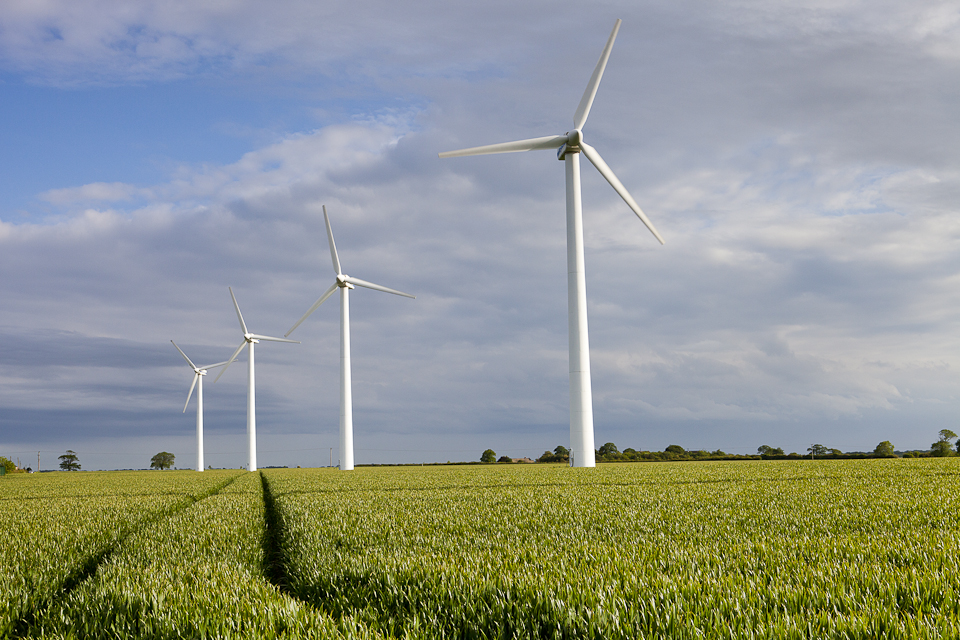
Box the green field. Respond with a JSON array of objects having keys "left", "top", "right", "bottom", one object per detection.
[{"left": 3, "top": 459, "right": 959, "bottom": 638}]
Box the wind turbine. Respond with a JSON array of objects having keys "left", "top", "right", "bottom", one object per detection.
[
  {"left": 439, "top": 19, "right": 663, "bottom": 468},
  {"left": 286, "top": 205, "right": 415, "bottom": 471},
  {"left": 214, "top": 287, "right": 299, "bottom": 472},
  {"left": 170, "top": 341, "right": 232, "bottom": 472}
]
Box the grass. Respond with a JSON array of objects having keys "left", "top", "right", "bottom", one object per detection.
[{"left": 4, "top": 460, "right": 960, "bottom": 638}]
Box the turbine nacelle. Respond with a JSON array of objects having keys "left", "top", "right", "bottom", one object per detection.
[
  {"left": 336, "top": 274, "right": 355, "bottom": 289},
  {"left": 557, "top": 130, "right": 584, "bottom": 160}
]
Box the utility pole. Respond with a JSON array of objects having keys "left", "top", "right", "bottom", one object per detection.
[
  {"left": 38, "top": 451, "right": 40, "bottom": 471},
  {"left": 329, "top": 448, "right": 332, "bottom": 468}
]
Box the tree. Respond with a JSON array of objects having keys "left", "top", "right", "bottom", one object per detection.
[
  {"left": 757, "top": 445, "right": 773, "bottom": 455},
  {"left": 807, "top": 444, "right": 828, "bottom": 458},
  {"left": 553, "top": 445, "right": 569, "bottom": 459},
  {"left": 151, "top": 451, "right": 175, "bottom": 470},
  {"left": 497, "top": 455, "right": 513, "bottom": 463},
  {"left": 480, "top": 449, "right": 496, "bottom": 463},
  {"left": 932, "top": 430, "right": 957, "bottom": 457},
  {"left": 665, "top": 444, "right": 686, "bottom": 455},
  {"left": 59, "top": 450, "right": 80, "bottom": 471},
  {"left": 598, "top": 442, "right": 620, "bottom": 458},
  {"left": 931, "top": 440, "right": 954, "bottom": 457},
  {"left": 0, "top": 456, "right": 15, "bottom": 474},
  {"left": 873, "top": 441, "right": 895, "bottom": 457}
]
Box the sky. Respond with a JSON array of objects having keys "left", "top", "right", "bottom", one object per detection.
[{"left": 2, "top": 0, "right": 960, "bottom": 470}]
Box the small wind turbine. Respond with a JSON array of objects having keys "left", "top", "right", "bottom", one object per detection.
[
  {"left": 170, "top": 341, "right": 232, "bottom": 472},
  {"left": 286, "top": 205, "right": 415, "bottom": 471},
  {"left": 215, "top": 287, "right": 299, "bottom": 472},
  {"left": 439, "top": 19, "right": 663, "bottom": 468}
]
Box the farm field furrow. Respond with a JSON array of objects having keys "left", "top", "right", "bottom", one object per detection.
[
  {"left": 18, "top": 471, "right": 386, "bottom": 639},
  {"left": 264, "top": 459, "right": 960, "bottom": 639},
  {"left": 0, "top": 470, "right": 241, "bottom": 635}
]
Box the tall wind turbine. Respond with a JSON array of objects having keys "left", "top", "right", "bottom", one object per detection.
[
  {"left": 439, "top": 19, "right": 663, "bottom": 468},
  {"left": 170, "top": 341, "right": 232, "bottom": 472},
  {"left": 286, "top": 205, "right": 415, "bottom": 471},
  {"left": 215, "top": 287, "right": 299, "bottom": 472}
]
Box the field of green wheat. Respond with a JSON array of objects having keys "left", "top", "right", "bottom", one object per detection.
[{"left": 3, "top": 459, "right": 959, "bottom": 638}]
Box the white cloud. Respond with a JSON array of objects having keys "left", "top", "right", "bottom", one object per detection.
[{"left": 3, "top": 0, "right": 960, "bottom": 466}]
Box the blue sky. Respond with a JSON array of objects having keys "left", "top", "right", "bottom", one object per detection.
[{"left": 3, "top": 0, "right": 960, "bottom": 470}]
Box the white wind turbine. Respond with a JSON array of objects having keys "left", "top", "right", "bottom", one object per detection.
[
  {"left": 214, "top": 287, "right": 299, "bottom": 472},
  {"left": 170, "top": 341, "right": 233, "bottom": 472},
  {"left": 439, "top": 19, "right": 663, "bottom": 468},
  {"left": 286, "top": 205, "right": 415, "bottom": 471}
]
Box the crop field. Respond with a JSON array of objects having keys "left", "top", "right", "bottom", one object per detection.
[{"left": 3, "top": 459, "right": 960, "bottom": 638}]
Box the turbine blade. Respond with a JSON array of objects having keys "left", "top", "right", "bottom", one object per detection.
[
  {"left": 171, "top": 340, "right": 197, "bottom": 370},
  {"left": 574, "top": 19, "right": 621, "bottom": 130},
  {"left": 343, "top": 276, "right": 416, "bottom": 299},
  {"left": 248, "top": 333, "right": 301, "bottom": 344},
  {"left": 439, "top": 135, "right": 568, "bottom": 158},
  {"left": 228, "top": 287, "right": 248, "bottom": 335},
  {"left": 580, "top": 142, "right": 665, "bottom": 245},
  {"left": 184, "top": 373, "right": 199, "bottom": 413},
  {"left": 323, "top": 205, "right": 342, "bottom": 275},
  {"left": 214, "top": 341, "right": 247, "bottom": 383},
  {"left": 197, "top": 359, "right": 234, "bottom": 370},
  {"left": 286, "top": 281, "right": 339, "bottom": 336}
]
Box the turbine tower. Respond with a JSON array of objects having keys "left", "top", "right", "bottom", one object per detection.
[
  {"left": 439, "top": 19, "right": 663, "bottom": 468},
  {"left": 286, "top": 205, "right": 415, "bottom": 471},
  {"left": 170, "top": 341, "right": 232, "bottom": 472},
  {"left": 215, "top": 287, "right": 299, "bottom": 472}
]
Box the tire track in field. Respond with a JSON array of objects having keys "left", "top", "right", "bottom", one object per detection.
[
  {"left": 10, "top": 473, "right": 243, "bottom": 635},
  {"left": 260, "top": 472, "right": 293, "bottom": 594}
]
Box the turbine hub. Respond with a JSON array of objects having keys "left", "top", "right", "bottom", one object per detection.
[
  {"left": 336, "top": 274, "right": 354, "bottom": 289},
  {"left": 557, "top": 130, "right": 583, "bottom": 160}
]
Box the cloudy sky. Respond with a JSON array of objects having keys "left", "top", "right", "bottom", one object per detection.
[{"left": 2, "top": 0, "right": 960, "bottom": 470}]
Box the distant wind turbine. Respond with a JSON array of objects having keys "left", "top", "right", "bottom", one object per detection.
[
  {"left": 286, "top": 205, "right": 415, "bottom": 471},
  {"left": 170, "top": 341, "right": 232, "bottom": 472},
  {"left": 215, "top": 287, "right": 299, "bottom": 472},
  {"left": 439, "top": 19, "right": 663, "bottom": 468}
]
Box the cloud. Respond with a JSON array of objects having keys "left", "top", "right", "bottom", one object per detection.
[{"left": 2, "top": 1, "right": 960, "bottom": 467}]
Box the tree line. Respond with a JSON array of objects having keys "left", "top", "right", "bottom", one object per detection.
[{"left": 483, "top": 429, "right": 960, "bottom": 464}]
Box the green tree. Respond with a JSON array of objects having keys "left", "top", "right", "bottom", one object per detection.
[
  {"left": 553, "top": 445, "right": 569, "bottom": 459},
  {"left": 480, "top": 449, "right": 496, "bottom": 463},
  {"left": 0, "top": 456, "right": 15, "bottom": 474},
  {"left": 757, "top": 445, "right": 773, "bottom": 455},
  {"left": 59, "top": 450, "right": 80, "bottom": 471},
  {"left": 151, "top": 451, "right": 175, "bottom": 470},
  {"left": 665, "top": 444, "right": 686, "bottom": 455},
  {"left": 873, "top": 441, "right": 895, "bottom": 457},
  {"left": 598, "top": 442, "right": 620, "bottom": 458},
  {"left": 497, "top": 455, "right": 513, "bottom": 463},
  {"left": 807, "top": 444, "right": 828, "bottom": 458},
  {"left": 932, "top": 430, "right": 957, "bottom": 457},
  {"left": 931, "top": 440, "right": 954, "bottom": 457}
]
